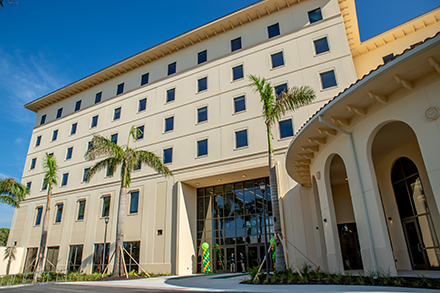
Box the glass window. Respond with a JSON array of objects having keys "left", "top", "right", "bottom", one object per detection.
[
  {"left": 68, "top": 245, "right": 83, "bottom": 272},
  {"left": 235, "top": 129, "right": 248, "bottom": 148},
  {"left": 134, "top": 161, "right": 141, "bottom": 171},
  {"left": 234, "top": 96, "right": 246, "bottom": 113},
  {"left": 231, "top": 37, "right": 242, "bottom": 52},
  {"left": 279, "top": 119, "right": 294, "bottom": 138},
  {"left": 308, "top": 8, "right": 323, "bottom": 23},
  {"left": 42, "top": 180, "right": 47, "bottom": 190},
  {"left": 383, "top": 53, "right": 394, "bottom": 63},
  {"left": 320, "top": 70, "right": 337, "bottom": 89},
  {"left": 117, "top": 83, "right": 124, "bottom": 95},
  {"left": 165, "top": 117, "right": 174, "bottom": 132},
  {"left": 168, "top": 62, "right": 176, "bottom": 75},
  {"left": 114, "top": 107, "right": 121, "bottom": 120},
  {"left": 141, "top": 73, "right": 149, "bottom": 86},
  {"left": 136, "top": 125, "right": 144, "bottom": 140},
  {"left": 314, "top": 37, "right": 330, "bottom": 55},
  {"left": 232, "top": 65, "right": 244, "bottom": 81},
  {"left": 164, "top": 148, "right": 173, "bottom": 164},
  {"left": 123, "top": 241, "right": 140, "bottom": 273},
  {"left": 102, "top": 196, "right": 111, "bottom": 217},
  {"left": 56, "top": 108, "right": 63, "bottom": 119},
  {"left": 61, "top": 173, "right": 68, "bottom": 186},
  {"left": 111, "top": 134, "right": 118, "bottom": 144},
  {"left": 267, "top": 23, "right": 280, "bottom": 38},
  {"left": 35, "top": 136, "right": 41, "bottom": 147},
  {"left": 44, "top": 247, "right": 59, "bottom": 271},
  {"left": 52, "top": 129, "right": 58, "bottom": 141},
  {"left": 198, "top": 77, "right": 207, "bottom": 92},
  {"left": 271, "top": 52, "right": 285, "bottom": 68},
  {"left": 91, "top": 115, "right": 98, "bottom": 128},
  {"left": 75, "top": 100, "right": 82, "bottom": 112},
  {"left": 83, "top": 168, "right": 90, "bottom": 182},
  {"left": 95, "top": 92, "right": 102, "bottom": 104},
  {"left": 40, "top": 114, "right": 46, "bottom": 125},
  {"left": 198, "top": 50, "right": 207, "bottom": 64},
  {"left": 197, "top": 139, "right": 208, "bottom": 157},
  {"left": 167, "top": 88, "right": 175, "bottom": 103},
  {"left": 71, "top": 123, "right": 77, "bottom": 135},
  {"left": 77, "top": 200, "right": 86, "bottom": 220},
  {"left": 55, "top": 203, "right": 63, "bottom": 223},
  {"left": 35, "top": 207, "right": 43, "bottom": 225},
  {"left": 23, "top": 248, "right": 38, "bottom": 273},
  {"left": 87, "top": 141, "right": 93, "bottom": 151},
  {"left": 130, "top": 191, "right": 139, "bottom": 214},
  {"left": 275, "top": 83, "right": 288, "bottom": 98},
  {"left": 66, "top": 147, "right": 73, "bottom": 160},
  {"left": 106, "top": 167, "right": 112, "bottom": 177},
  {"left": 93, "top": 243, "right": 110, "bottom": 273},
  {"left": 139, "top": 98, "right": 147, "bottom": 112},
  {"left": 30, "top": 158, "right": 37, "bottom": 170},
  {"left": 26, "top": 181, "right": 32, "bottom": 190},
  {"left": 197, "top": 107, "right": 207, "bottom": 123}
]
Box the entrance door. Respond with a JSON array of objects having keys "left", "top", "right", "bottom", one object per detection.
[
  {"left": 214, "top": 246, "right": 236, "bottom": 273},
  {"left": 403, "top": 218, "right": 429, "bottom": 270},
  {"left": 247, "top": 244, "right": 267, "bottom": 271}
]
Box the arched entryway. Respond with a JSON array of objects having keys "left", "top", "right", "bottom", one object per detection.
[
  {"left": 371, "top": 121, "right": 440, "bottom": 270},
  {"left": 328, "top": 155, "right": 363, "bottom": 270}
]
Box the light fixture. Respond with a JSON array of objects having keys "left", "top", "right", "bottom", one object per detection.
[
  {"left": 217, "top": 179, "right": 222, "bottom": 182},
  {"left": 323, "top": 218, "right": 327, "bottom": 223},
  {"left": 195, "top": 182, "right": 200, "bottom": 186},
  {"left": 388, "top": 217, "right": 392, "bottom": 221},
  {"left": 242, "top": 174, "right": 246, "bottom": 178},
  {"left": 345, "top": 178, "right": 348, "bottom": 181}
]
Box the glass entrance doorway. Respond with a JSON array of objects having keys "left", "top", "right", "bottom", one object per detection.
[{"left": 197, "top": 177, "right": 273, "bottom": 273}]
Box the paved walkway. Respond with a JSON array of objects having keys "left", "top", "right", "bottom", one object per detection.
[{"left": 64, "top": 273, "right": 438, "bottom": 292}]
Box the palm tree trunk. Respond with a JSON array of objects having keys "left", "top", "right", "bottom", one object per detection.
[
  {"left": 266, "top": 125, "right": 286, "bottom": 271},
  {"left": 113, "top": 186, "right": 127, "bottom": 276},
  {"left": 35, "top": 188, "right": 51, "bottom": 279}
]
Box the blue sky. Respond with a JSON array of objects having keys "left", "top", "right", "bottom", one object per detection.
[{"left": 0, "top": 0, "right": 438, "bottom": 229}]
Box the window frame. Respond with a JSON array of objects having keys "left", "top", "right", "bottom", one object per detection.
[
  {"left": 54, "top": 202, "right": 64, "bottom": 223},
  {"left": 35, "top": 206, "right": 43, "bottom": 226},
  {"left": 61, "top": 173, "right": 69, "bottom": 187},
  {"left": 197, "top": 76, "right": 208, "bottom": 93},
  {"left": 166, "top": 88, "right": 175, "bottom": 103},
  {"left": 35, "top": 135, "right": 42, "bottom": 147},
  {"left": 231, "top": 37, "right": 242, "bottom": 52},
  {"left": 70, "top": 123, "right": 78, "bottom": 135},
  {"left": 77, "top": 199, "right": 86, "bottom": 221},
  {"left": 30, "top": 158, "right": 37, "bottom": 170},
  {"left": 198, "top": 50, "right": 207, "bottom": 64},
  {"left": 56, "top": 108, "right": 63, "bottom": 119},
  {"left": 111, "top": 133, "right": 118, "bottom": 145},
  {"left": 270, "top": 51, "right": 285, "bottom": 69},
  {"left": 267, "top": 23, "right": 280, "bottom": 39},
  {"left": 101, "top": 195, "right": 111, "bottom": 218},
  {"left": 136, "top": 125, "right": 144, "bottom": 140},
  {"left": 233, "top": 95, "right": 246, "bottom": 114},
  {"left": 232, "top": 64, "right": 244, "bottom": 81},
  {"left": 319, "top": 69, "right": 338, "bottom": 90},
  {"left": 197, "top": 106, "right": 208, "bottom": 124},
  {"left": 75, "top": 100, "right": 82, "bottom": 112},
  {"left": 163, "top": 147, "right": 173, "bottom": 164},
  {"left": 117, "top": 83, "right": 124, "bottom": 95},
  {"left": 168, "top": 62, "right": 177, "bottom": 76},
  {"left": 66, "top": 147, "right": 73, "bottom": 160},
  {"left": 197, "top": 138, "right": 208, "bottom": 158},
  {"left": 129, "top": 191, "right": 139, "bottom": 215},
  {"left": 235, "top": 128, "right": 249, "bottom": 149},
  {"left": 40, "top": 114, "right": 47, "bottom": 125},
  {"left": 95, "top": 92, "right": 102, "bottom": 104},
  {"left": 313, "top": 36, "right": 330, "bottom": 55},
  {"left": 141, "top": 73, "right": 149, "bottom": 86},
  {"left": 164, "top": 116, "right": 174, "bottom": 133},
  {"left": 279, "top": 118, "right": 294, "bottom": 139},
  {"left": 382, "top": 53, "right": 394, "bottom": 63},
  {"left": 83, "top": 168, "right": 91, "bottom": 182},
  {"left": 91, "top": 115, "right": 98, "bottom": 128},
  {"left": 138, "top": 98, "right": 147, "bottom": 112},
  {"left": 308, "top": 7, "right": 323, "bottom": 23},
  {"left": 52, "top": 129, "right": 59, "bottom": 142},
  {"left": 113, "top": 107, "right": 121, "bottom": 121},
  {"left": 274, "top": 82, "right": 288, "bottom": 98}
]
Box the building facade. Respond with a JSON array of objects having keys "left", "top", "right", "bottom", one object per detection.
[{"left": 7, "top": 0, "right": 440, "bottom": 275}]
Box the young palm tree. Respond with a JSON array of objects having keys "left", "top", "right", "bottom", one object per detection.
[
  {"left": 0, "top": 178, "right": 29, "bottom": 208},
  {"left": 85, "top": 125, "right": 172, "bottom": 276},
  {"left": 248, "top": 74, "right": 316, "bottom": 271},
  {"left": 35, "top": 153, "right": 58, "bottom": 277}
]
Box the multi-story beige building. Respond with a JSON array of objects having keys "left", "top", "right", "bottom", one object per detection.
[{"left": 7, "top": 0, "right": 440, "bottom": 276}]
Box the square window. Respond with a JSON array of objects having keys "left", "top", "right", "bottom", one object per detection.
[
  {"left": 56, "top": 108, "right": 63, "bottom": 119},
  {"left": 198, "top": 50, "right": 207, "bottom": 64},
  {"left": 314, "top": 37, "right": 330, "bottom": 55},
  {"left": 168, "top": 62, "right": 176, "bottom": 75},
  {"left": 165, "top": 117, "right": 174, "bottom": 132},
  {"left": 30, "top": 158, "right": 36, "bottom": 170},
  {"left": 197, "top": 107, "right": 208, "bottom": 123},
  {"left": 66, "top": 147, "right": 73, "bottom": 160},
  {"left": 139, "top": 98, "right": 147, "bottom": 112},
  {"left": 83, "top": 168, "right": 91, "bottom": 182},
  {"left": 95, "top": 92, "right": 102, "bottom": 104},
  {"left": 382, "top": 53, "right": 394, "bottom": 63},
  {"left": 55, "top": 203, "right": 63, "bottom": 223},
  {"left": 26, "top": 182, "right": 32, "bottom": 190},
  {"left": 141, "top": 73, "right": 149, "bottom": 86},
  {"left": 167, "top": 88, "right": 175, "bottom": 103},
  {"left": 87, "top": 141, "right": 93, "bottom": 151},
  {"left": 111, "top": 134, "right": 118, "bottom": 145},
  {"left": 267, "top": 23, "right": 280, "bottom": 39},
  {"left": 61, "top": 173, "right": 69, "bottom": 186},
  {"left": 198, "top": 77, "right": 207, "bottom": 92},
  {"left": 232, "top": 65, "right": 244, "bottom": 81},
  {"left": 40, "top": 114, "right": 46, "bottom": 125},
  {"left": 231, "top": 37, "right": 242, "bottom": 52},
  {"left": 35, "top": 207, "right": 43, "bottom": 225},
  {"left": 106, "top": 167, "right": 112, "bottom": 177},
  {"left": 102, "top": 196, "right": 111, "bottom": 217},
  {"left": 91, "top": 115, "right": 98, "bottom": 128},
  {"left": 117, "top": 83, "right": 124, "bottom": 95},
  {"left": 271, "top": 52, "right": 285, "bottom": 68},
  {"left": 308, "top": 8, "right": 323, "bottom": 23},
  {"left": 71, "top": 123, "right": 77, "bottom": 135},
  {"left": 235, "top": 129, "right": 248, "bottom": 148},
  {"left": 234, "top": 96, "right": 246, "bottom": 113},
  {"left": 52, "top": 130, "right": 58, "bottom": 141},
  {"left": 75, "top": 100, "right": 82, "bottom": 112},
  {"left": 42, "top": 181, "right": 47, "bottom": 190},
  {"left": 35, "top": 136, "right": 42, "bottom": 147},
  {"left": 320, "top": 70, "right": 337, "bottom": 89},
  {"left": 275, "top": 83, "right": 288, "bottom": 98},
  {"left": 114, "top": 107, "right": 121, "bottom": 120},
  {"left": 197, "top": 139, "right": 208, "bottom": 157},
  {"left": 77, "top": 200, "right": 86, "bottom": 220},
  {"left": 136, "top": 125, "right": 144, "bottom": 140},
  {"left": 163, "top": 148, "right": 173, "bottom": 164},
  {"left": 279, "top": 119, "right": 294, "bottom": 138},
  {"left": 130, "top": 191, "right": 139, "bottom": 214},
  {"left": 134, "top": 161, "right": 141, "bottom": 171}
]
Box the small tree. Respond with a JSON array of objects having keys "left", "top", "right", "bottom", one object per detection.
[
  {"left": 0, "top": 178, "right": 29, "bottom": 208},
  {"left": 248, "top": 74, "right": 316, "bottom": 271},
  {"left": 0, "top": 228, "right": 9, "bottom": 246},
  {"left": 85, "top": 126, "right": 172, "bottom": 276}
]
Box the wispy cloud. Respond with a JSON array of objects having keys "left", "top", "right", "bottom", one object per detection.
[{"left": 0, "top": 172, "right": 12, "bottom": 179}]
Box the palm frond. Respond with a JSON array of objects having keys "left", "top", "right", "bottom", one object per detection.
[
  {"left": 248, "top": 74, "right": 276, "bottom": 125},
  {"left": 86, "top": 157, "right": 121, "bottom": 183},
  {"left": 137, "top": 150, "right": 173, "bottom": 177},
  {"left": 85, "top": 135, "right": 124, "bottom": 161},
  {"left": 43, "top": 153, "right": 58, "bottom": 189}
]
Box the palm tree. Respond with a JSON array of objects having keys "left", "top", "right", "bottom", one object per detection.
[
  {"left": 248, "top": 74, "right": 316, "bottom": 271},
  {"left": 35, "top": 153, "right": 58, "bottom": 277},
  {"left": 85, "top": 126, "right": 172, "bottom": 276},
  {"left": 0, "top": 178, "right": 29, "bottom": 208}
]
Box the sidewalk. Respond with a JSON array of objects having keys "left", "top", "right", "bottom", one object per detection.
[{"left": 69, "top": 273, "right": 438, "bottom": 292}]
